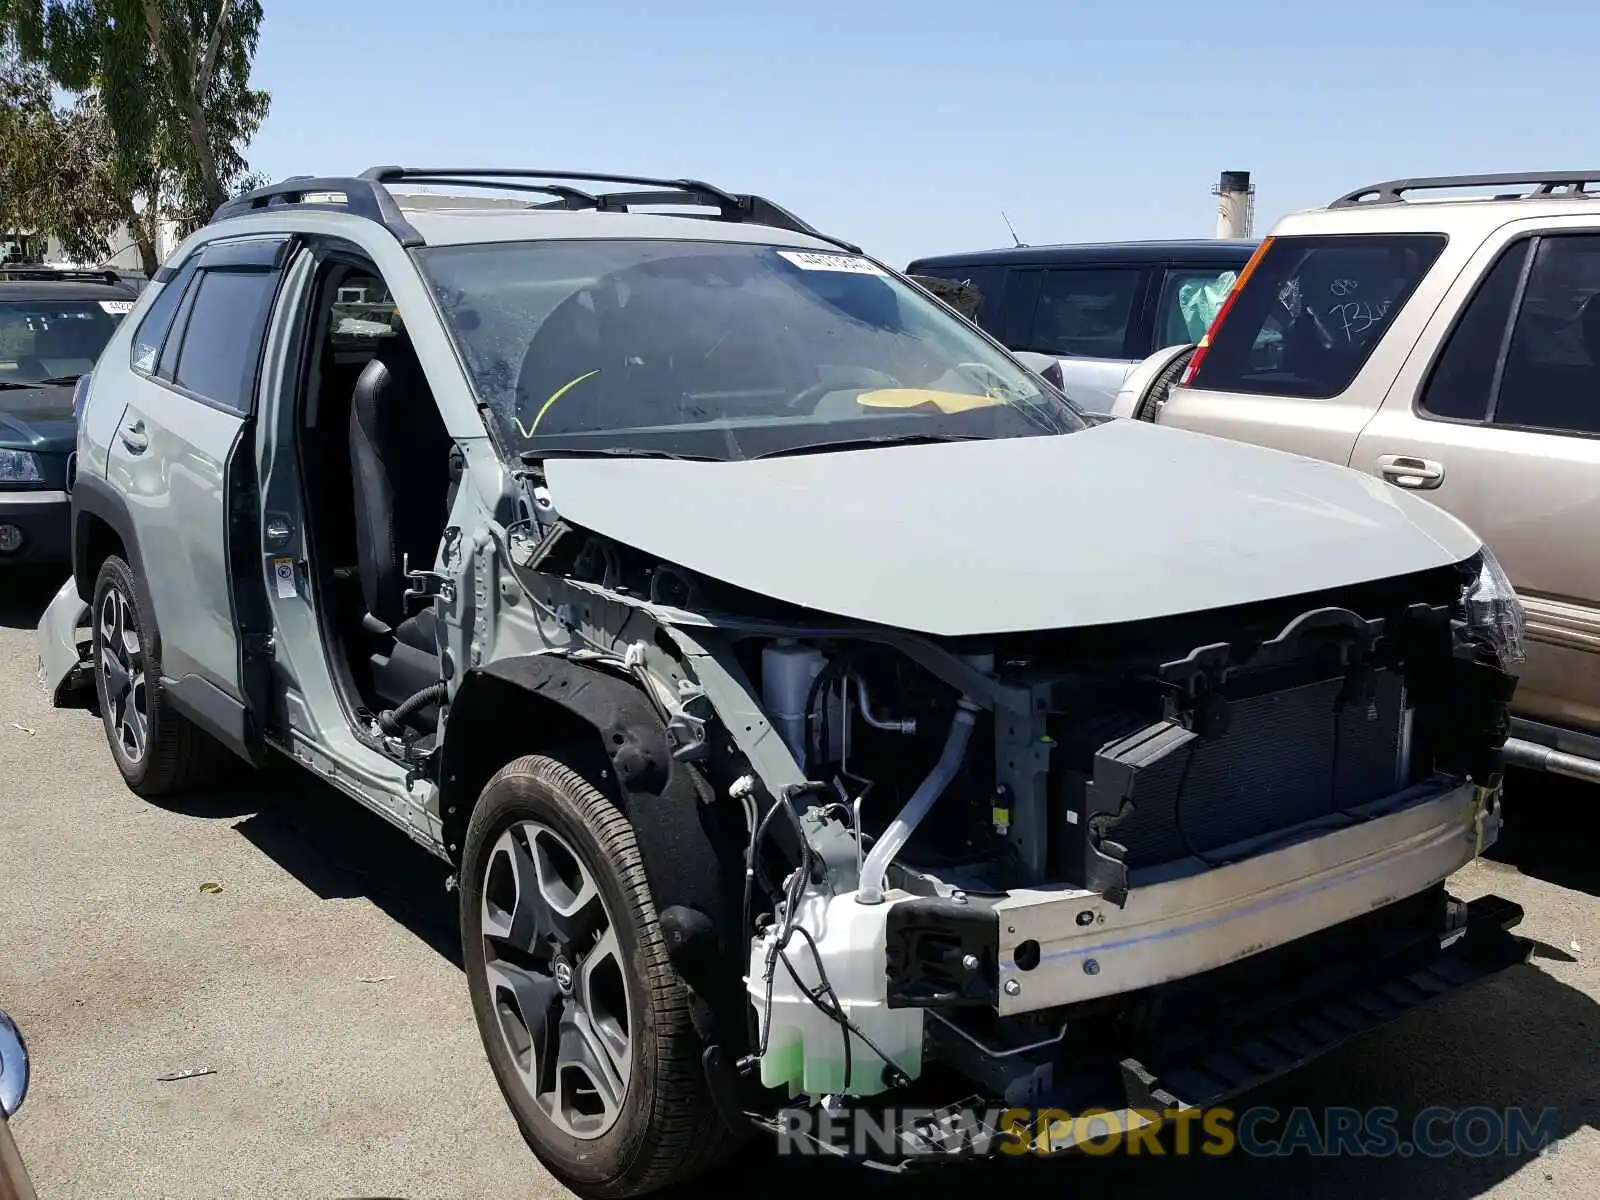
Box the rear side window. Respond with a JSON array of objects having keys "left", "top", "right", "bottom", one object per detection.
[
  {"left": 1491, "top": 234, "right": 1600, "bottom": 435},
  {"left": 1155, "top": 266, "right": 1241, "bottom": 349},
  {"left": 171, "top": 269, "right": 281, "bottom": 415},
  {"left": 1191, "top": 234, "right": 1447, "bottom": 398},
  {"left": 1026, "top": 268, "right": 1142, "bottom": 358},
  {"left": 130, "top": 262, "right": 196, "bottom": 374}
]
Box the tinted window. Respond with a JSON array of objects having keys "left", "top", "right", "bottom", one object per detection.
[
  {"left": 130, "top": 264, "right": 195, "bottom": 374},
  {"left": 1493, "top": 235, "right": 1600, "bottom": 435},
  {"left": 171, "top": 269, "right": 280, "bottom": 414},
  {"left": 1027, "top": 268, "right": 1141, "bottom": 358},
  {"left": 1419, "top": 241, "right": 1529, "bottom": 421},
  {"left": 1155, "top": 266, "right": 1241, "bottom": 349},
  {"left": 908, "top": 274, "right": 984, "bottom": 322},
  {"left": 1191, "top": 234, "right": 1447, "bottom": 399}
]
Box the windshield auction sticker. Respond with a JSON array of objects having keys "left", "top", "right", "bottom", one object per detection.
[
  {"left": 98, "top": 300, "right": 135, "bottom": 314},
  {"left": 776, "top": 250, "right": 885, "bottom": 275}
]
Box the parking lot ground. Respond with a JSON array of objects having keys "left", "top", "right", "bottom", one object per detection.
[{"left": 1, "top": 569, "right": 1596, "bottom": 1200}]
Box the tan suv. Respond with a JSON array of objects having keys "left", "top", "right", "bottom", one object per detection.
[{"left": 1115, "top": 171, "right": 1600, "bottom": 784}]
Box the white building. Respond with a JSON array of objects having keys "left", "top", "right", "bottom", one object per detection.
[{"left": 3, "top": 218, "right": 181, "bottom": 284}]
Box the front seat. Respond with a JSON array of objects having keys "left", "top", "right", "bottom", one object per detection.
[{"left": 348, "top": 334, "right": 453, "bottom": 712}]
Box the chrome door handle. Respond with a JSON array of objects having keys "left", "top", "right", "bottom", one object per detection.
[
  {"left": 119, "top": 421, "right": 148, "bottom": 454},
  {"left": 1375, "top": 454, "right": 1444, "bottom": 489}
]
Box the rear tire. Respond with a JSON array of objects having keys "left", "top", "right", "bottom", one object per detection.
[
  {"left": 90, "top": 555, "right": 234, "bottom": 797},
  {"left": 461, "top": 754, "right": 736, "bottom": 1198}
]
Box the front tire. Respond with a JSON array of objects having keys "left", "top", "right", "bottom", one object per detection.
[
  {"left": 461, "top": 755, "right": 734, "bottom": 1198},
  {"left": 90, "top": 555, "right": 232, "bottom": 797}
]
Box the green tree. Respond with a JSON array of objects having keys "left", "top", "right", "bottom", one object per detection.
[
  {"left": 0, "top": 37, "right": 126, "bottom": 264},
  {"left": 1, "top": 1, "right": 269, "bottom": 271}
]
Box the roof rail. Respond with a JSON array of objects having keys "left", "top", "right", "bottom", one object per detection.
[
  {"left": 210, "top": 176, "right": 428, "bottom": 246},
  {"left": 1331, "top": 172, "right": 1600, "bottom": 208},
  {"left": 209, "top": 166, "right": 859, "bottom": 253},
  {"left": 0, "top": 265, "right": 128, "bottom": 286}
]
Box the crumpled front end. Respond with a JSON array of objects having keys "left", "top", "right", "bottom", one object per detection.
[
  {"left": 685, "top": 550, "right": 1530, "bottom": 1150},
  {"left": 498, "top": 504, "right": 1529, "bottom": 1165}
]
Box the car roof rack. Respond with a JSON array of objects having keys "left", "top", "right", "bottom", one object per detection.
[
  {"left": 0, "top": 265, "right": 127, "bottom": 285},
  {"left": 209, "top": 166, "right": 861, "bottom": 253},
  {"left": 1331, "top": 171, "right": 1600, "bottom": 208}
]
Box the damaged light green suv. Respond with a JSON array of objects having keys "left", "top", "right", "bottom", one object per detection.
[{"left": 38, "top": 167, "right": 1533, "bottom": 1195}]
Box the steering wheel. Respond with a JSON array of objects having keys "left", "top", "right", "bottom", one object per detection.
[{"left": 786, "top": 374, "right": 900, "bottom": 412}]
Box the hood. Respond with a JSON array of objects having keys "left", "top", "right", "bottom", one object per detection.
[
  {"left": 0, "top": 386, "right": 75, "bottom": 454},
  {"left": 542, "top": 420, "right": 1482, "bottom": 636}
]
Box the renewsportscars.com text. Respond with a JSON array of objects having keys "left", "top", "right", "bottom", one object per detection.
[{"left": 775, "top": 1104, "right": 1563, "bottom": 1160}]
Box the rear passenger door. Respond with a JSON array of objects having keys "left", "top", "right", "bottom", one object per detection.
[
  {"left": 1008, "top": 265, "right": 1150, "bottom": 411},
  {"left": 1352, "top": 227, "right": 1600, "bottom": 735},
  {"left": 107, "top": 235, "right": 289, "bottom": 764}
]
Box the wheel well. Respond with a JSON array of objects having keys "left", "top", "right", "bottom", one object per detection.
[
  {"left": 438, "top": 673, "right": 608, "bottom": 861},
  {"left": 1134, "top": 344, "right": 1197, "bottom": 422},
  {"left": 75, "top": 513, "right": 125, "bottom": 604}
]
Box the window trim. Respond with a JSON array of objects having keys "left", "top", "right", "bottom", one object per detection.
[{"left": 158, "top": 269, "right": 204, "bottom": 382}]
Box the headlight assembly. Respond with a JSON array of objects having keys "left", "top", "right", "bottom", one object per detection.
[
  {"left": 0, "top": 450, "right": 43, "bottom": 484},
  {"left": 1463, "top": 547, "right": 1527, "bottom": 665}
]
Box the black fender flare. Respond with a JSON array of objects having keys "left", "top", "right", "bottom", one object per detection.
[
  {"left": 70, "top": 469, "right": 265, "bottom": 765},
  {"left": 70, "top": 471, "right": 151, "bottom": 612},
  {"left": 439, "top": 655, "right": 748, "bottom": 1040}
]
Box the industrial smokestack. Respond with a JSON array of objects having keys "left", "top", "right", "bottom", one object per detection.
[{"left": 1214, "top": 170, "right": 1255, "bottom": 239}]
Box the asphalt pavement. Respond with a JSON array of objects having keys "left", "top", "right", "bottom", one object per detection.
[{"left": 1, "top": 568, "right": 1596, "bottom": 1199}]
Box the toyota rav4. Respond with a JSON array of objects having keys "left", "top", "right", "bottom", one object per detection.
[{"left": 37, "top": 167, "right": 1531, "bottom": 1196}]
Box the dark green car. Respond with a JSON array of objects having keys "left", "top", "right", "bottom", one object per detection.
[{"left": 0, "top": 271, "right": 136, "bottom": 567}]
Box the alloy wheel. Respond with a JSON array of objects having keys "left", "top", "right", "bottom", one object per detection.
[
  {"left": 98, "top": 584, "right": 148, "bottom": 765},
  {"left": 480, "top": 821, "right": 634, "bottom": 1140}
]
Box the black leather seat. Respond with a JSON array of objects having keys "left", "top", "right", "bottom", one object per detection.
[
  {"left": 350, "top": 335, "right": 454, "bottom": 627},
  {"left": 348, "top": 335, "right": 452, "bottom": 714}
]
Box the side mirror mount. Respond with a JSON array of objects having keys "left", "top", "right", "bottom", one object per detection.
[{"left": 0, "top": 1011, "right": 29, "bottom": 1117}]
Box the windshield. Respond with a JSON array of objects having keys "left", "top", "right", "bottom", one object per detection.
[
  {"left": 0, "top": 298, "right": 129, "bottom": 387},
  {"left": 415, "top": 239, "right": 1084, "bottom": 460}
]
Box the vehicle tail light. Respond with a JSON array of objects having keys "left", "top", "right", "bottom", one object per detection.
[
  {"left": 1181, "top": 236, "right": 1275, "bottom": 387},
  {"left": 71, "top": 372, "right": 92, "bottom": 420}
]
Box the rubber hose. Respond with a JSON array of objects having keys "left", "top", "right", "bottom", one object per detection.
[{"left": 378, "top": 681, "right": 448, "bottom": 734}]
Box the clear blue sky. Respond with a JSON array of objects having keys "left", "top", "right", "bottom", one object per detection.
[{"left": 247, "top": 0, "right": 1597, "bottom": 267}]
